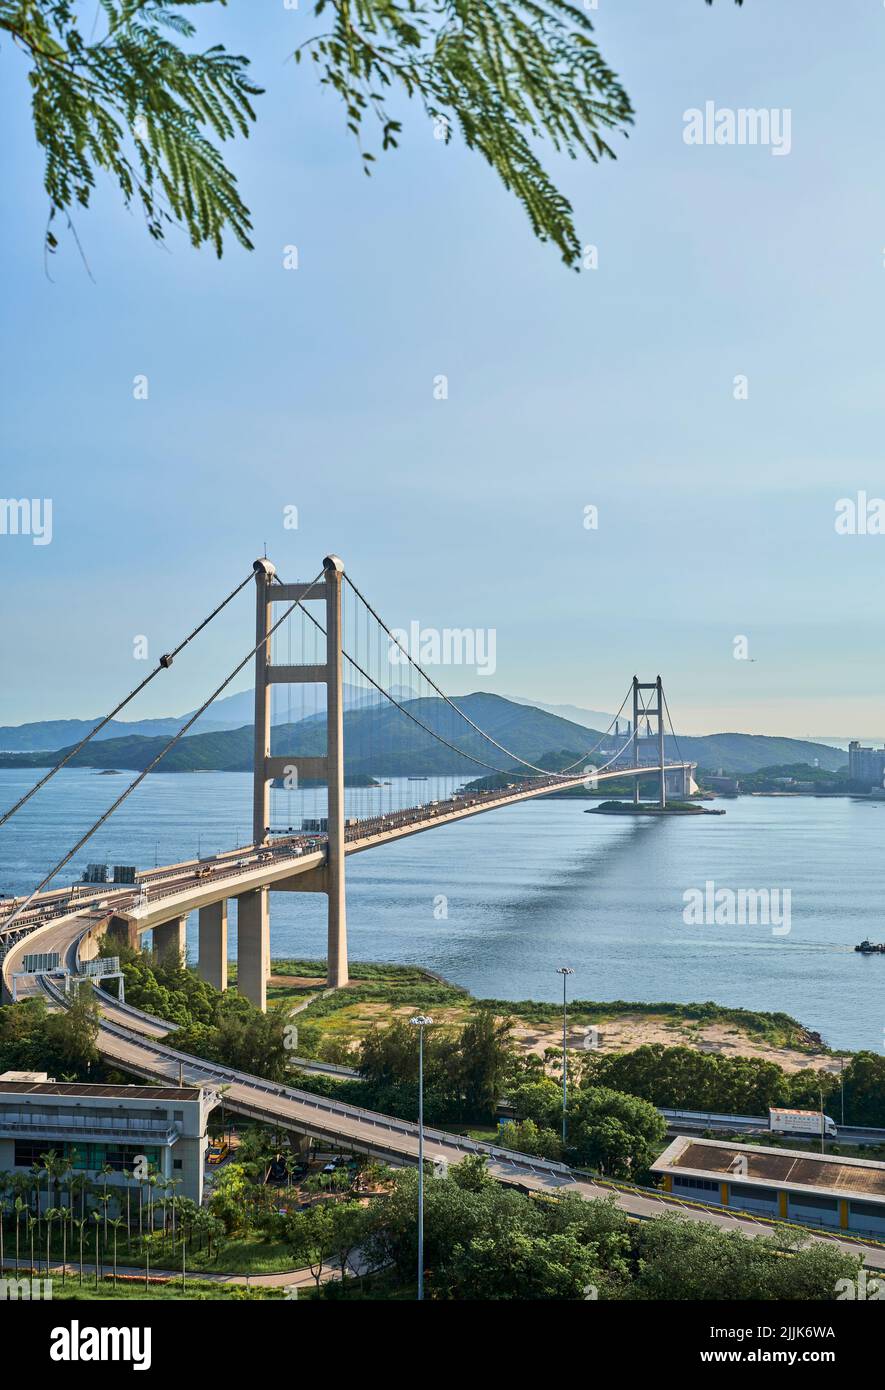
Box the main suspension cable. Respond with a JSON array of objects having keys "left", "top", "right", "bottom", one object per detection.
[
  {"left": 1, "top": 570, "right": 326, "bottom": 931},
  {"left": 293, "top": 573, "right": 639, "bottom": 781},
  {"left": 660, "top": 686, "right": 685, "bottom": 766},
  {"left": 270, "top": 574, "right": 518, "bottom": 777},
  {"left": 0, "top": 569, "right": 255, "bottom": 830},
  {"left": 343, "top": 573, "right": 635, "bottom": 778}
]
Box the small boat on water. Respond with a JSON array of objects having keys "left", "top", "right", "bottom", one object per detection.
[{"left": 855, "top": 939, "right": 885, "bottom": 954}]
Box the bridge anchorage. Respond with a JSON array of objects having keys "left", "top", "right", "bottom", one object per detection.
[{"left": 0, "top": 554, "right": 695, "bottom": 1013}]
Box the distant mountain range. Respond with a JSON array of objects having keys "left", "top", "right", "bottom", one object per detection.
[
  {"left": 501, "top": 695, "right": 617, "bottom": 729},
  {"left": 0, "top": 682, "right": 418, "bottom": 752},
  {"left": 0, "top": 693, "right": 847, "bottom": 777}
]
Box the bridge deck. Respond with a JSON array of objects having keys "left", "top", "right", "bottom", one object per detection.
[{"left": 0, "top": 762, "right": 692, "bottom": 939}]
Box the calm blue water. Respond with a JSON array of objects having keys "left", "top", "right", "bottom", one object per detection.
[{"left": 2, "top": 768, "right": 883, "bottom": 1052}]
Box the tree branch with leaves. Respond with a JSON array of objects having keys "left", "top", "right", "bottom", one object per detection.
[
  {"left": 1, "top": 1, "right": 260, "bottom": 256},
  {"left": 1, "top": 0, "right": 744, "bottom": 266}
]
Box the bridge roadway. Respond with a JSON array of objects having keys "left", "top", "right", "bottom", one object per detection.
[{"left": 0, "top": 762, "right": 690, "bottom": 945}]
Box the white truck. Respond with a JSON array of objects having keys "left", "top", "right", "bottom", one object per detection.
[{"left": 769, "top": 1107, "right": 837, "bottom": 1138}]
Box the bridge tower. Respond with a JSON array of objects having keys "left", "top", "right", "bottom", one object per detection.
[
  {"left": 245, "top": 555, "right": 349, "bottom": 1006},
  {"left": 631, "top": 675, "right": 667, "bottom": 809}
]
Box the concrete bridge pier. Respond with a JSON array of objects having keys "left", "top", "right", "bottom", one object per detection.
[
  {"left": 108, "top": 916, "right": 139, "bottom": 951},
  {"left": 325, "top": 556, "right": 348, "bottom": 990},
  {"left": 237, "top": 887, "right": 268, "bottom": 1010},
  {"left": 198, "top": 900, "right": 228, "bottom": 992},
  {"left": 153, "top": 915, "right": 186, "bottom": 963}
]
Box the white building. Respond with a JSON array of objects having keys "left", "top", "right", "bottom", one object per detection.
[{"left": 0, "top": 1073, "right": 215, "bottom": 1205}]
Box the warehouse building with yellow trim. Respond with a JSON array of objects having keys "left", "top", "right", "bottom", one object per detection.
[{"left": 651, "top": 1136, "right": 885, "bottom": 1238}]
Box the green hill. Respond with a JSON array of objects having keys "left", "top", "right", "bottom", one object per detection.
[{"left": 0, "top": 695, "right": 846, "bottom": 778}]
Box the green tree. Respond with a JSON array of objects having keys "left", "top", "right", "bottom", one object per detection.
[
  {"left": 365, "top": 1158, "right": 542, "bottom": 1291},
  {"left": 2, "top": 0, "right": 743, "bottom": 267},
  {"left": 449, "top": 1227, "right": 600, "bottom": 1300},
  {"left": 509, "top": 1077, "right": 563, "bottom": 1130},
  {"left": 452, "top": 1009, "right": 514, "bottom": 1117},
  {"left": 357, "top": 1013, "right": 515, "bottom": 1123},
  {"left": 634, "top": 1215, "right": 859, "bottom": 1301},
  {"left": 565, "top": 1085, "right": 666, "bottom": 1178},
  {"left": 497, "top": 1117, "right": 562, "bottom": 1161},
  {"left": 207, "top": 1163, "right": 252, "bottom": 1234},
  {"left": 285, "top": 1202, "right": 338, "bottom": 1289},
  {"left": 584, "top": 1043, "right": 798, "bottom": 1116},
  {"left": 841, "top": 1052, "right": 885, "bottom": 1126},
  {"left": 43, "top": 988, "right": 100, "bottom": 1073}
]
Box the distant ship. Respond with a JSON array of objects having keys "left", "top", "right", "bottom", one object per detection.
[
  {"left": 855, "top": 939, "right": 885, "bottom": 954},
  {"left": 408, "top": 776, "right": 428, "bottom": 782}
]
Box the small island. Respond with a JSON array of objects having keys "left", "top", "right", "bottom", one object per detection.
[{"left": 586, "top": 799, "right": 725, "bottom": 817}]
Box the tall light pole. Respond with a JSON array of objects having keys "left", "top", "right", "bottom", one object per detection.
[
  {"left": 557, "top": 968, "right": 574, "bottom": 1145},
  {"left": 410, "top": 1013, "right": 433, "bottom": 1301}
]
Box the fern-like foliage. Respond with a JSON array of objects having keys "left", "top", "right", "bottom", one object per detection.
[
  {"left": 297, "top": 0, "right": 635, "bottom": 267},
  {"left": 0, "top": 1, "right": 261, "bottom": 256},
  {"left": 2, "top": 1, "right": 744, "bottom": 265}
]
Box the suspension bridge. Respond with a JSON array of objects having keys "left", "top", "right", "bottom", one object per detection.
[
  {"left": 8, "top": 556, "right": 885, "bottom": 1265},
  {"left": 0, "top": 554, "right": 694, "bottom": 1009}
]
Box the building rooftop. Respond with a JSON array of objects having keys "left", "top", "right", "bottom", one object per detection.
[
  {"left": 0, "top": 1080, "right": 203, "bottom": 1102},
  {"left": 653, "top": 1136, "right": 885, "bottom": 1200}
]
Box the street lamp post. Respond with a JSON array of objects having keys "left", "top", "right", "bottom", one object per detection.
[
  {"left": 410, "top": 1013, "right": 433, "bottom": 1301},
  {"left": 556, "top": 968, "right": 574, "bottom": 1145}
]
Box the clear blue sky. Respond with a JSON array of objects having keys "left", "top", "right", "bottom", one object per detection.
[{"left": 2, "top": 1, "right": 884, "bottom": 738}]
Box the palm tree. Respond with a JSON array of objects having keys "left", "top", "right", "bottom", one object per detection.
[
  {"left": 43, "top": 1150, "right": 65, "bottom": 1210},
  {"left": 147, "top": 1172, "right": 160, "bottom": 1233},
  {"left": 124, "top": 1165, "right": 133, "bottom": 1244},
  {"left": 71, "top": 1171, "right": 90, "bottom": 1222},
  {"left": 58, "top": 1207, "right": 71, "bottom": 1287},
  {"left": 26, "top": 1212, "right": 37, "bottom": 1275},
  {"left": 108, "top": 1217, "right": 125, "bottom": 1287},
  {"left": 98, "top": 1191, "right": 112, "bottom": 1247},
  {"left": 91, "top": 1210, "right": 102, "bottom": 1287},
  {"left": 164, "top": 1179, "right": 182, "bottom": 1248},
  {"left": 62, "top": 1152, "right": 76, "bottom": 1211},
  {"left": 64, "top": 1150, "right": 79, "bottom": 1217},
  {"left": 0, "top": 1173, "right": 8, "bottom": 1272},
  {"left": 72, "top": 1216, "right": 87, "bottom": 1286},
  {"left": 44, "top": 1207, "right": 59, "bottom": 1276},
  {"left": 98, "top": 1163, "right": 114, "bottom": 1238},
  {"left": 156, "top": 1192, "right": 168, "bottom": 1247},
  {"left": 13, "top": 1196, "right": 26, "bottom": 1272},
  {"left": 179, "top": 1210, "right": 190, "bottom": 1293},
  {"left": 29, "top": 1160, "right": 44, "bottom": 1223}
]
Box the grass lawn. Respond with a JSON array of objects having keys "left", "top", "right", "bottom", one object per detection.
[
  {"left": 10, "top": 1227, "right": 300, "bottom": 1277},
  {"left": 41, "top": 1276, "right": 285, "bottom": 1301},
  {"left": 298, "top": 1269, "right": 413, "bottom": 1300}
]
